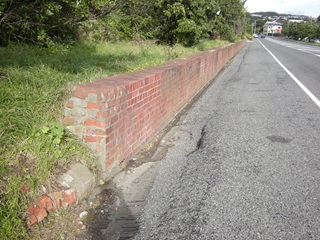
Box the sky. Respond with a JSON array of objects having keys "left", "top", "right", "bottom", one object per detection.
[{"left": 245, "top": 0, "right": 320, "bottom": 17}]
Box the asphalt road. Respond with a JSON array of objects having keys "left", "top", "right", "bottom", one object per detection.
[
  {"left": 133, "top": 39, "right": 320, "bottom": 239},
  {"left": 261, "top": 37, "right": 320, "bottom": 101}
]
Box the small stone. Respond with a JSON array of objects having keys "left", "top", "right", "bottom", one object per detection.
[
  {"left": 77, "top": 221, "right": 88, "bottom": 231},
  {"left": 41, "top": 185, "right": 47, "bottom": 194},
  {"left": 79, "top": 211, "right": 88, "bottom": 219}
]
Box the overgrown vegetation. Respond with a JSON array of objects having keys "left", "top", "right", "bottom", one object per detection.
[
  {"left": 1, "top": 0, "right": 248, "bottom": 47},
  {"left": 0, "top": 39, "right": 228, "bottom": 239},
  {"left": 0, "top": 0, "right": 115, "bottom": 47}
]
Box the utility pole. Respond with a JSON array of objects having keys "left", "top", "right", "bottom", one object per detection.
[{"left": 254, "top": 20, "right": 257, "bottom": 34}]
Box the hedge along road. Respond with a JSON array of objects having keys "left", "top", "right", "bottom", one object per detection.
[{"left": 80, "top": 38, "right": 320, "bottom": 239}]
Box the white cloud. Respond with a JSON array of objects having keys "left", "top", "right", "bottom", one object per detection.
[{"left": 245, "top": 0, "right": 320, "bottom": 17}]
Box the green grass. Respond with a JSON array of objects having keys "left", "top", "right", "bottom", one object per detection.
[{"left": 0, "top": 39, "right": 228, "bottom": 239}]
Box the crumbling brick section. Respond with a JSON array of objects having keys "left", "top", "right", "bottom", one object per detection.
[
  {"left": 27, "top": 190, "right": 77, "bottom": 226},
  {"left": 63, "top": 40, "right": 246, "bottom": 177}
]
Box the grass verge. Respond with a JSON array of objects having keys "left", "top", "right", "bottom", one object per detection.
[{"left": 0, "top": 39, "right": 228, "bottom": 239}]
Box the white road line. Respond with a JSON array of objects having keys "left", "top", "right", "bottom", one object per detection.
[
  {"left": 258, "top": 39, "right": 320, "bottom": 109},
  {"left": 307, "top": 49, "right": 320, "bottom": 52},
  {"left": 265, "top": 38, "right": 320, "bottom": 57}
]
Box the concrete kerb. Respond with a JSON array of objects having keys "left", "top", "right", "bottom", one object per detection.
[{"left": 57, "top": 163, "right": 96, "bottom": 201}]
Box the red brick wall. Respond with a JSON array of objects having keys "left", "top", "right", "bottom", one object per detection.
[{"left": 63, "top": 40, "right": 246, "bottom": 177}]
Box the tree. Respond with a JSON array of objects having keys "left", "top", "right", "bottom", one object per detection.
[
  {"left": 288, "top": 22, "right": 299, "bottom": 39},
  {"left": 1, "top": 0, "right": 249, "bottom": 47},
  {"left": 214, "top": 0, "right": 247, "bottom": 40},
  {"left": 0, "top": 0, "right": 114, "bottom": 46},
  {"left": 278, "top": 18, "right": 289, "bottom": 36},
  {"left": 301, "top": 22, "right": 317, "bottom": 41},
  {"left": 100, "top": 0, "right": 248, "bottom": 46},
  {"left": 253, "top": 19, "right": 266, "bottom": 34},
  {"left": 104, "top": 0, "right": 157, "bottom": 41},
  {"left": 152, "top": 0, "right": 220, "bottom": 46},
  {"left": 287, "top": 21, "right": 318, "bottom": 41}
]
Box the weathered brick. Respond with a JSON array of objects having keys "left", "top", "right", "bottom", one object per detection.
[
  {"left": 111, "top": 115, "right": 118, "bottom": 125},
  {"left": 28, "top": 205, "right": 38, "bottom": 215},
  {"left": 37, "top": 195, "right": 52, "bottom": 211},
  {"left": 85, "top": 119, "right": 105, "bottom": 128},
  {"left": 63, "top": 189, "right": 77, "bottom": 206},
  {"left": 62, "top": 117, "right": 74, "bottom": 126},
  {"left": 27, "top": 215, "right": 38, "bottom": 226},
  {"left": 35, "top": 207, "right": 48, "bottom": 222},
  {"left": 85, "top": 135, "right": 104, "bottom": 143},
  {"left": 108, "top": 99, "right": 117, "bottom": 108},
  {"left": 96, "top": 110, "right": 109, "bottom": 119},
  {"left": 93, "top": 129, "right": 107, "bottom": 136},
  {"left": 86, "top": 93, "right": 99, "bottom": 102},
  {"left": 51, "top": 192, "right": 63, "bottom": 209},
  {"left": 73, "top": 87, "right": 87, "bottom": 99},
  {"left": 105, "top": 157, "right": 115, "bottom": 168},
  {"left": 28, "top": 205, "right": 48, "bottom": 223},
  {"left": 87, "top": 102, "right": 101, "bottom": 110},
  {"left": 66, "top": 100, "right": 74, "bottom": 108}
]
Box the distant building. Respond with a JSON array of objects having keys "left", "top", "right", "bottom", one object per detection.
[
  {"left": 267, "top": 17, "right": 277, "bottom": 21},
  {"left": 251, "top": 14, "right": 262, "bottom": 18},
  {"left": 263, "top": 21, "right": 283, "bottom": 35},
  {"left": 288, "top": 18, "right": 304, "bottom": 23}
]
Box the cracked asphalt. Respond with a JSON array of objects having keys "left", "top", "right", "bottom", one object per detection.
[
  {"left": 80, "top": 39, "right": 320, "bottom": 239},
  {"left": 133, "top": 40, "right": 320, "bottom": 239}
]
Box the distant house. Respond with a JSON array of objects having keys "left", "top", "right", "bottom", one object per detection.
[
  {"left": 251, "top": 14, "right": 262, "bottom": 18},
  {"left": 288, "top": 18, "right": 304, "bottom": 23},
  {"left": 263, "top": 21, "right": 283, "bottom": 35}
]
